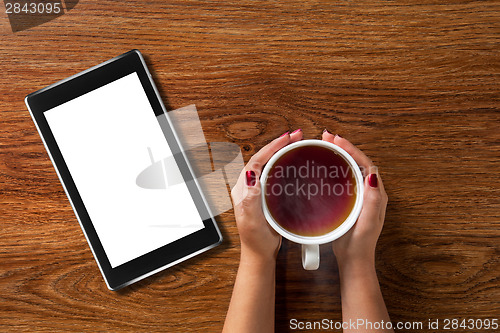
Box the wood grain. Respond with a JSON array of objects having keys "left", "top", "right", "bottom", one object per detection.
[{"left": 1, "top": 0, "right": 499, "bottom": 332}]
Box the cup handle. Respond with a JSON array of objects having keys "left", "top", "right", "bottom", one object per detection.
[{"left": 302, "top": 244, "right": 320, "bottom": 270}]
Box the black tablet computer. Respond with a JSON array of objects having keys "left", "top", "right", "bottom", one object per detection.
[{"left": 25, "top": 50, "right": 222, "bottom": 290}]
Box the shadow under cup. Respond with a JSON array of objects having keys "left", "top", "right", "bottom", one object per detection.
[{"left": 263, "top": 143, "right": 360, "bottom": 239}]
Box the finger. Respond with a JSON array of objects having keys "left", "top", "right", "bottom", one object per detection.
[
  {"left": 233, "top": 132, "right": 294, "bottom": 205},
  {"left": 322, "top": 131, "right": 375, "bottom": 177},
  {"left": 231, "top": 169, "right": 259, "bottom": 209},
  {"left": 230, "top": 169, "right": 246, "bottom": 206},
  {"left": 376, "top": 173, "right": 387, "bottom": 200},
  {"left": 366, "top": 172, "right": 387, "bottom": 222},
  {"left": 237, "top": 171, "right": 266, "bottom": 220},
  {"left": 333, "top": 136, "right": 375, "bottom": 176},
  {"left": 358, "top": 174, "right": 383, "bottom": 229},
  {"left": 243, "top": 178, "right": 281, "bottom": 240},
  {"left": 246, "top": 133, "right": 291, "bottom": 173},
  {"left": 289, "top": 128, "right": 304, "bottom": 143},
  {"left": 322, "top": 129, "right": 336, "bottom": 143},
  {"left": 235, "top": 129, "right": 302, "bottom": 211},
  {"left": 375, "top": 173, "right": 388, "bottom": 222}
]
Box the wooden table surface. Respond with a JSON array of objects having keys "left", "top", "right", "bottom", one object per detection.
[{"left": 1, "top": 1, "right": 499, "bottom": 332}]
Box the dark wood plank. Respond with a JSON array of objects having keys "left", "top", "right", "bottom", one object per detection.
[{"left": 1, "top": 0, "right": 499, "bottom": 331}]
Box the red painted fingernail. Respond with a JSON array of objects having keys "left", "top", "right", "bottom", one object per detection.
[
  {"left": 335, "top": 134, "right": 342, "bottom": 138},
  {"left": 323, "top": 129, "right": 330, "bottom": 134},
  {"left": 292, "top": 128, "right": 302, "bottom": 134},
  {"left": 280, "top": 131, "right": 289, "bottom": 138},
  {"left": 246, "top": 170, "right": 256, "bottom": 186},
  {"left": 368, "top": 174, "right": 378, "bottom": 188}
]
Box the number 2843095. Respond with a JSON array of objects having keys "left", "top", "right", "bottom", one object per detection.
[{"left": 5, "top": 2, "right": 62, "bottom": 14}]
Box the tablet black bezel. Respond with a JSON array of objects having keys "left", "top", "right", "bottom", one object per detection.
[{"left": 25, "top": 50, "right": 222, "bottom": 290}]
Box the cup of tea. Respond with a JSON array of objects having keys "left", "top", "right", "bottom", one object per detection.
[{"left": 260, "top": 139, "right": 364, "bottom": 270}]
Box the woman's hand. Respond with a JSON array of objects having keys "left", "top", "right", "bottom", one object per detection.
[
  {"left": 323, "top": 131, "right": 393, "bottom": 333},
  {"left": 322, "top": 131, "right": 388, "bottom": 267},
  {"left": 223, "top": 130, "right": 303, "bottom": 333},
  {"left": 231, "top": 130, "right": 303, "bottom": 264}
]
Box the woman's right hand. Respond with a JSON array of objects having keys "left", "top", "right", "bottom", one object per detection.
[{"left": 322, "top": 131, "right": 388, "bottom": 267}]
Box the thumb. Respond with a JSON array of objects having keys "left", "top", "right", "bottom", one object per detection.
[
  {"left": 357, "top": 174, "right": 382, "bottom": 229},
  {"left": 239, "top": 170, "right": 264, "bottom": 218}
]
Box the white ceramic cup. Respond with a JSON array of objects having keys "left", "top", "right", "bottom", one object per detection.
[{"left": 260, "top": 139, "right": 364, "bottom": 270}]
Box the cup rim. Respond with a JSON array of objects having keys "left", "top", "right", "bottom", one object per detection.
[{"left": 260, "top": 139, "right": 364, "bottom": 245}]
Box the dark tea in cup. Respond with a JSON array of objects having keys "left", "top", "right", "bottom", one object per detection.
[
  {"left": 264, "top": 145, "right": 358, "bottom": 237},
  {"left": 261, "top": 139, "right": 364, "bottom": 270}
]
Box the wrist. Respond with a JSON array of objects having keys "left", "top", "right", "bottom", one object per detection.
[
  {"left": 240, "top": 245, "right": 277, "bottom": 269},
  {"left": 336, "top": 255, "right": 376, "bottom": 276}
]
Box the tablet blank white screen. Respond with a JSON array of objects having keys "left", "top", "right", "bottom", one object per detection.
[{"left": 45, "top": 72, "right": 204, "bottom": 268}]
